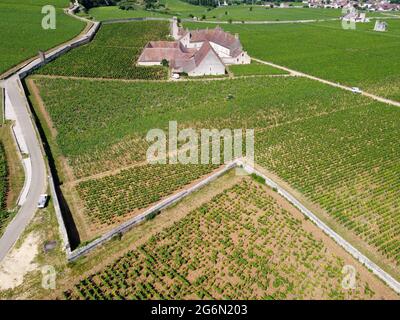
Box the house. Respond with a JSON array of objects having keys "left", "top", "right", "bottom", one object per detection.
[
  {"left": 374, "top": 20, "right": 388, "bottom": 31},
  {"left": 138, "top": 17, "right": 251, "bottom": 77},
  {"left": 342, "top": 11, "right": 369, "bottom": 22}
]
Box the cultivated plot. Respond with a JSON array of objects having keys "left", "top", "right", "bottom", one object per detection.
[
  {"left": 0, "top": 0, "right": 85, "bottom": 75},
  {"left": 36, "top": 21, "right": 170, "bottom": 80}
]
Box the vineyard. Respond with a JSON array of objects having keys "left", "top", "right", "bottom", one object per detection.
[
  {"left": 75, "top": 163, "right": 218, "bottom": 235},
  {"left": 255, "top": 104, "right": 400, "bottom": 269},
  {"left": 229, "top": 61, "right": 288, "bottom": 77},
  {"left": 0, "top": 0, "right": 85, "bottom": 75},
  {"left": 32, "top": 73, "right": 400, "bottom": 273},
  {"left": 63, "top": 178, "right": 394, "bottom": 300},
  {"left": 89, "top": 3, "right": 343, "bottom": 22},
  {"left": 33, "top": 76, "right": 369, "bottom": 179},
  {"left": 36, "top": 21, "right": 169, "bottom": 80},
  {"left": 183, "top": 19, "right": 400, "bottom": 102},
  {"left": 0, "top": 143, "right": 9, "bottom": 235}
]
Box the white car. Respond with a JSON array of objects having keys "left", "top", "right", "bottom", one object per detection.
[
  {"left": 351, "top": 87, "right": 362, "bottom": 94},
  {"left": 37, "top": 194, "right": 49, "bottom": 209},
  {"left": 171, "top": 73, "right": 180, "bottom": 80}
]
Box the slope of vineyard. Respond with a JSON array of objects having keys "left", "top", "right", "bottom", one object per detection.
[
  {"left": 74, "top": 163, "right": 218, "bottom": 238},
  {"left": 0, "top": 143, "right": 9, "bottom": 235},
  {"left": 183, "top": 20, "right": 400, "bottom": 102},
  {"left": 256, "top": 104, "right": 400, "bottom": 270},
  {"left": 31, "top": 74, "right": 400, "bottom": 274},
  {"left": 63, "top": 178, "right": 396, "bottom": 300},
  {"left": 36, "top": 21, "right": 169, "bottom": 80}
]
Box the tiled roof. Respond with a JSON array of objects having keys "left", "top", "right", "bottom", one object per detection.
[
  {"left": 138, "top": 41, "right": 195, "bottom": 63},
  {"left": 189, "top": 27, "right": 242, "bottom": 52}
]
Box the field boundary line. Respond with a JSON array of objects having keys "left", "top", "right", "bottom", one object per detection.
[
  {"left": 252, "top": 57, "right": 400, "bottom": 108},
  {"left": 238, "top": 160, "right": 400, "bottom": 295}
]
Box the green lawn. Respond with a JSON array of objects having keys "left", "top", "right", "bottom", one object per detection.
[
  {"left": 89, "top": 0, "right": 207, "bottom": 21},
  {"left": 184, "top": 19, "right": 400, "bottom": 101},
  {"left": 0, "top": 0, "right": 85, "bottom": 75}
]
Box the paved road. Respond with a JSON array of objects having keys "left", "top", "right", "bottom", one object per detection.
[
  {"left": 0, "top": 75, "right": 47, "bottom": 261},
  {"left": 252, "top": 57, "right": 400, "bottom": 108}
]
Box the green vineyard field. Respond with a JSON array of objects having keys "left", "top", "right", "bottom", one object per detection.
[
  {"left": 36, "top": 21, "right": 169, "bottom": 80},
  {"left": 64, "top": 178, "right": 393, "bottom": 300},
  {"left": 76, "top": 163, "right": 218, "bottom": 231}
]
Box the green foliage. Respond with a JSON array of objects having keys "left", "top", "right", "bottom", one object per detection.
[
  {"left": 36, "top": 73, "right": 400, "bottom": 268},
  {"left": 250, "top": 173, "right": 265, "bottom": 185},
  {"left": 184, "top": 20, "right": 400, "bottom": 101},
  {"left": 36, "top": 21, "right": 169, "bottom": 80},
  {"left": 63, "top": 179, "right": 378, "bottom": 300},
  {"left": 0, "top": 143, "right": 9, "bottom": 234},
  {"left": 77, "top": 163, "right": 217, "bottom": 226}
]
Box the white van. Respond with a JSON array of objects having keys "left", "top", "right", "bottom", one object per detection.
[{"left": 38, "top": 194, "right": 49, "bottom": 209}]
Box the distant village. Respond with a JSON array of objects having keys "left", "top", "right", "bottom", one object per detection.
[{"left": 304, "top": 0, "right": 400, "bottom": 11}]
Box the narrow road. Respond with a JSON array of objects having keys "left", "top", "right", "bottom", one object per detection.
[
  {"left": 0, "top": 76, "right": 47, "bottom": 262},
  {"left": 252, "top": 57, "right": 400, "bottom": 108},
  {"left": 0, "top": 9, "right": 98, "bottom": 262}
]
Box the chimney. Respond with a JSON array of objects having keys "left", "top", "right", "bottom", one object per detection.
[{"left": 235, "top": 33, "right": 239, "bottom": 40}]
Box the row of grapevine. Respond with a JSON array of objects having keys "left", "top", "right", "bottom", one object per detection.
[
  {"left": 255, "top": 104, "right": 400, "bottom": 267},
  {"left": 63, "top": 178, "right": 387, "bottom": 300},
  {"left": 35, "top": 21, "right": 170, "bottom": 80},
  {"left": 0, "top": 142, "right": 9, "bottom": 235},
  {"left": 76, "top": 163, "right": 218, "bottom": 232}
]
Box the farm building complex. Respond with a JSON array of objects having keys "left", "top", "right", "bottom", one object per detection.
[{"left": 137, "top": 17, "right": 251, "bottom": 76}]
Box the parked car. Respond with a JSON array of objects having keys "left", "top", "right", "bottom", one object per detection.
[
  {"left": 37, "top": 194, "right": 49, "bottom": 209},
  {"left": 351, "top": 87, "right": 362, "bottom": 94}
]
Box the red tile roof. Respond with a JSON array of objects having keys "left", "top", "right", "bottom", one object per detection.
[{"left": 189, "top": 27, "right": 242, "bottom": 53}]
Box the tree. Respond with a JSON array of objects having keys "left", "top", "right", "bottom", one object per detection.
[{"left": 161, "top": 59, "right": 169, "bottom": 67}]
